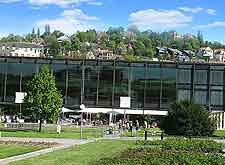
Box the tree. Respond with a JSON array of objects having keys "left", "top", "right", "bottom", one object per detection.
[
  {"left": 37, "top": 28, "right": 40, "bottom": 37},
  {"left": 32, "top": 28, "right": 36, "bottom": 38},
  {"left": 52, "top": 30, "right": 64, "bottom": 38},
  {"left": 24, "top": 65, "right": 63, "bottom": 132},
  {"left": 197, "top": 31, "right": 204, "bottom": 46},
  {"left": 161, "top": 101, "right": 216, "bottom": 137},
  {"left": 47, "top": 35, "right": 60, "bottom": 56}
]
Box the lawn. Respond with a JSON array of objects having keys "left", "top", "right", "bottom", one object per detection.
[
  {"left": 0, "top": 142, "right": 48, "bottom": 159},
  {"left": 0, "top": 127, "right": 104, "bottom": 139},
  {"left": 10, "top": 140, "right": 135, "bottom": 165}
]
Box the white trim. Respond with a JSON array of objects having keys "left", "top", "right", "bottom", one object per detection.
[{"left": 79, "top": 108, "right": 168, "bottom": 116}]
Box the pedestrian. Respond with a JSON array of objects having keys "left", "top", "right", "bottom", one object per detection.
[
  {"left": 136, "top": 120, "right": 139, "bottom": 131},
  {"left": 161, "top": 131, "right": 164, "bottom": 141}
]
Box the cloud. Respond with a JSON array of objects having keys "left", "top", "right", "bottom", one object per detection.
[
  {"left": 87, "top": 1, "right": 102, "bottom": 6},
  {"left": 28, "top": 0, "right": 89, "bottom": 7},
  {"left": 194, "top": 21, "right": 225, "bottom": 29},
  {"left": 179, "top": 6, "right": 216, "bottom": 15},
  {"left": 178, "top": 7, "right": 203, "bottom": 13},
  {"left": 36, "top": 9, "right": 99, "bottom": 33},
  {"left": 0, "top": 0, "right": 21, "bottom": 3},
  {"left": 206, "top": 9, "right": 216, "bottom": 15},
  {"left": 0, "top": 0, "right": 103, "bottom": 8},
  {"left": 129, "top": 9, "right": 192, "bottom": 30}
]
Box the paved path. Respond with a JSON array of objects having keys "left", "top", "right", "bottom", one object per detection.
[{"left": 0, "top": 137, "right": 94, "bottom": 165}]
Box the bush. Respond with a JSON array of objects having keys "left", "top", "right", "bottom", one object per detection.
[
  {"left": 93, "top": 148, "right": 225, "bottom": 165},
  {"left": 136, "top": 138, "right": 222, "bottom": 153},
  {"left": 161, "top": 101, "right": 216, "bottom": 137}
]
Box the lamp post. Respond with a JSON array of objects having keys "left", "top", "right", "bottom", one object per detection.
[{"left": 80, "top": 104, "right": 85, "bottom": 139}]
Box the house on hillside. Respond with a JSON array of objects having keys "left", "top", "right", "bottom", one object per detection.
[
  {"left": 94, "top": 48, "right": 115, "bottom": 60},
  {"left": 156, "top": 47, "right": 168, "bottom": 59},
  {"left": 179, "top": 50, "right": 195, "bottom": 62},
  {"left": 0, "top": 42, "right": 44, "bottom": 57},
  {"left": 214, "top": 49, "right": 225, "bottom": 62},
  {"left": 197, "top": 47, "right": 214, "bottom": 60}
]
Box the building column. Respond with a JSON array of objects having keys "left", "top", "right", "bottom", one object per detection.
[
  {"left": 216, "top": 113, "right": 219, "bottom": 130},
  {"left": 220, "top": 112, "right": 223, "bottom": 130},
  {"left": 223, "top": 112, "right": 225, "bottom": 129}
]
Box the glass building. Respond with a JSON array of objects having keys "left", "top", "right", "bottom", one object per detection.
[{"left": 0, "top": 57, "right": 224, "bottom": 114}]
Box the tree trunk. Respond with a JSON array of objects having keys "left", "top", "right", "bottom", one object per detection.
[{"left": 39, "top": 118, "right": 42, "bottom": 132}]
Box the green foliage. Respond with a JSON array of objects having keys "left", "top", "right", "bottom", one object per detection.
[
  {"left": 123, "top": 54, "right": 140, "bottom": 62},
  {"left": 161, "top": 101, "right": 216, "bottom": 137},
  {"left": 1, "top": 27, "right": 225, "bottom": 60},
  {"left": 136, "top": 138, "right": 222, "bottom": 153},
  {"left": 47, "top": 35, "right": 60, "bottom": 56},
  {"left": 94, "top": 148, "right": 225, "bottom": 165},
  {"left": 94, "top": 138, "right": 224, "bottom": 165},
  {"left": 23, "top": 65, "right": 63, "bottom": 132}
]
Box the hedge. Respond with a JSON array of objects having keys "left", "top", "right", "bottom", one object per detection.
[
  {"left": 93, "top": 148, "right": 225, "bottom": 165},
  {"left": 136, "top": 138, "right": 222, "bottom": 153}
]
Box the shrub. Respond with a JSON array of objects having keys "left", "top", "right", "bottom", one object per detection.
[
  {"left": 136, "top": 138, "right": 222, "bottom": 153},
  {"left": 161, "top": 101, "right": 216, "bottom": 137},
  {"left": 93, "top": 148, "right": 225, "bottom": 165}
]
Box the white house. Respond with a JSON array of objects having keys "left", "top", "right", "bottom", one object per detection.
[
  {"left": 197, "top": 47, "right": 214, "bottom": 60},
  {"left": 214, "top": 49, "right": 225, "bottom": 62},
  {"left": 0, "top": 42, "right": 44, "bottom": 57}
]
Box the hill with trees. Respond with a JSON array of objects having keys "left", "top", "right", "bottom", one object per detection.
[{"left": 1, "top": 25, "right": 225, "bottom": 60}]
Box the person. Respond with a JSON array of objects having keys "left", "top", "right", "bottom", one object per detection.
[
  {"left": 136, "top": 120, "right": 139, "bottom": 131},
  {"left": 144, "top": 121, "right": 148, "bottom": 130},
  {"left": 161, "top": 131, "right": 164, "bottom": 141},
  {"left": 57, "top": 118, "right": 61, "bottom": 134}
]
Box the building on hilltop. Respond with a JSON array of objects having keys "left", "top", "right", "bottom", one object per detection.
[
  {"left": 0, "top": 42, "right": 44, "bottom": 57},
  {"left": 214, "top": 49, "right": 225, "bottom": 62}
]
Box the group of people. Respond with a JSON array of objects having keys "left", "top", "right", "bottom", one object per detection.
[
  {"left": 0, "top": 115, "right": 21, "bottom": 123},
  {"left": 118, "top": 119, "right": 140, "bottom": 132}
]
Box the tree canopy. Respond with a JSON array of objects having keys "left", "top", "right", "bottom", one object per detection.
[
  {"left": 23, "top": 65, "right": 63, "bottom": 132},
  {"left": 161, "top": 101, "right": 216, "bottom": 137}
]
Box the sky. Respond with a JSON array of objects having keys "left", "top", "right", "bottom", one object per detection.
[{"left": 0, "top": 0, "right": 225, "bottom": 43}]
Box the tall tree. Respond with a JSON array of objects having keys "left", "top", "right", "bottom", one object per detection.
[
  {"left": 32, "top": 28, "right": 36, "bottom": 38},
  {"left": 24, "top": 65, "right": 63, "bottom": 132},
  {"left": 37, "top": 28, "right": 40, "bottom": 37},
  {"left": 197, "top": 31, "right": 204, "bottom": 46}
]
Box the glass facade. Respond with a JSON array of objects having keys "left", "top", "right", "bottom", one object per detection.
[{"left": 0, "top": 57, "right": 225, "bottom": 111}]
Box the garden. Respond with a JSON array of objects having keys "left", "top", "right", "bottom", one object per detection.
[{"left": 94, "top": 138, "right": 225, "bottom": 165}]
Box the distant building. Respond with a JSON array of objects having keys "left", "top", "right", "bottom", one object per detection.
[
  {"left": 156, "top": 47, "right": 168, "bottom": 58},
  {"left": 0, "top": 42, "right": 44, "bottom": 57},
  {"left": 197, "top": 47, "right": 214, "bottom": 60},
  {"left": 214, "top": 49, "right": 225, "bottom": 62},
  {"left": 94, "top": 48, "right": 115, "bottom": 60},
  {"left": 57, "top": 35, "right": 71, "bottom": 43},
  {"left": 86, "top": 51, "right": 95, "bottom": 59},
  {"left": 32, "top": 37, "right": 45, "bottom": 45}
]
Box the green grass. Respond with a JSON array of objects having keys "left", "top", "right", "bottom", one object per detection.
[
  {"left": 0, "top": 127, "right": 104, "bottom": 139},
  {"left": 212, "top": 130, "right": 225, "bottom": 138},
  {"left": 0, "top": 142, "right": 47, "bottom": 159},
  {"left": 10, "top": 140, "right": 135, "bottom": 165}
]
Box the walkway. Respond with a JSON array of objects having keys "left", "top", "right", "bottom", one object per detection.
[{"left": 0, "top": 137, "right": 94, "bottom": 165}]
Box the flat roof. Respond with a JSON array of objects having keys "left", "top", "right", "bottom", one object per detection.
[{"left": 0, "top": 56, "right": 225, "bottom": 66}]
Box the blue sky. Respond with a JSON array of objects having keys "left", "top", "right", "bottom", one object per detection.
[{"left": 0, "top": 0, "right": 225, "bottom": 43}]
